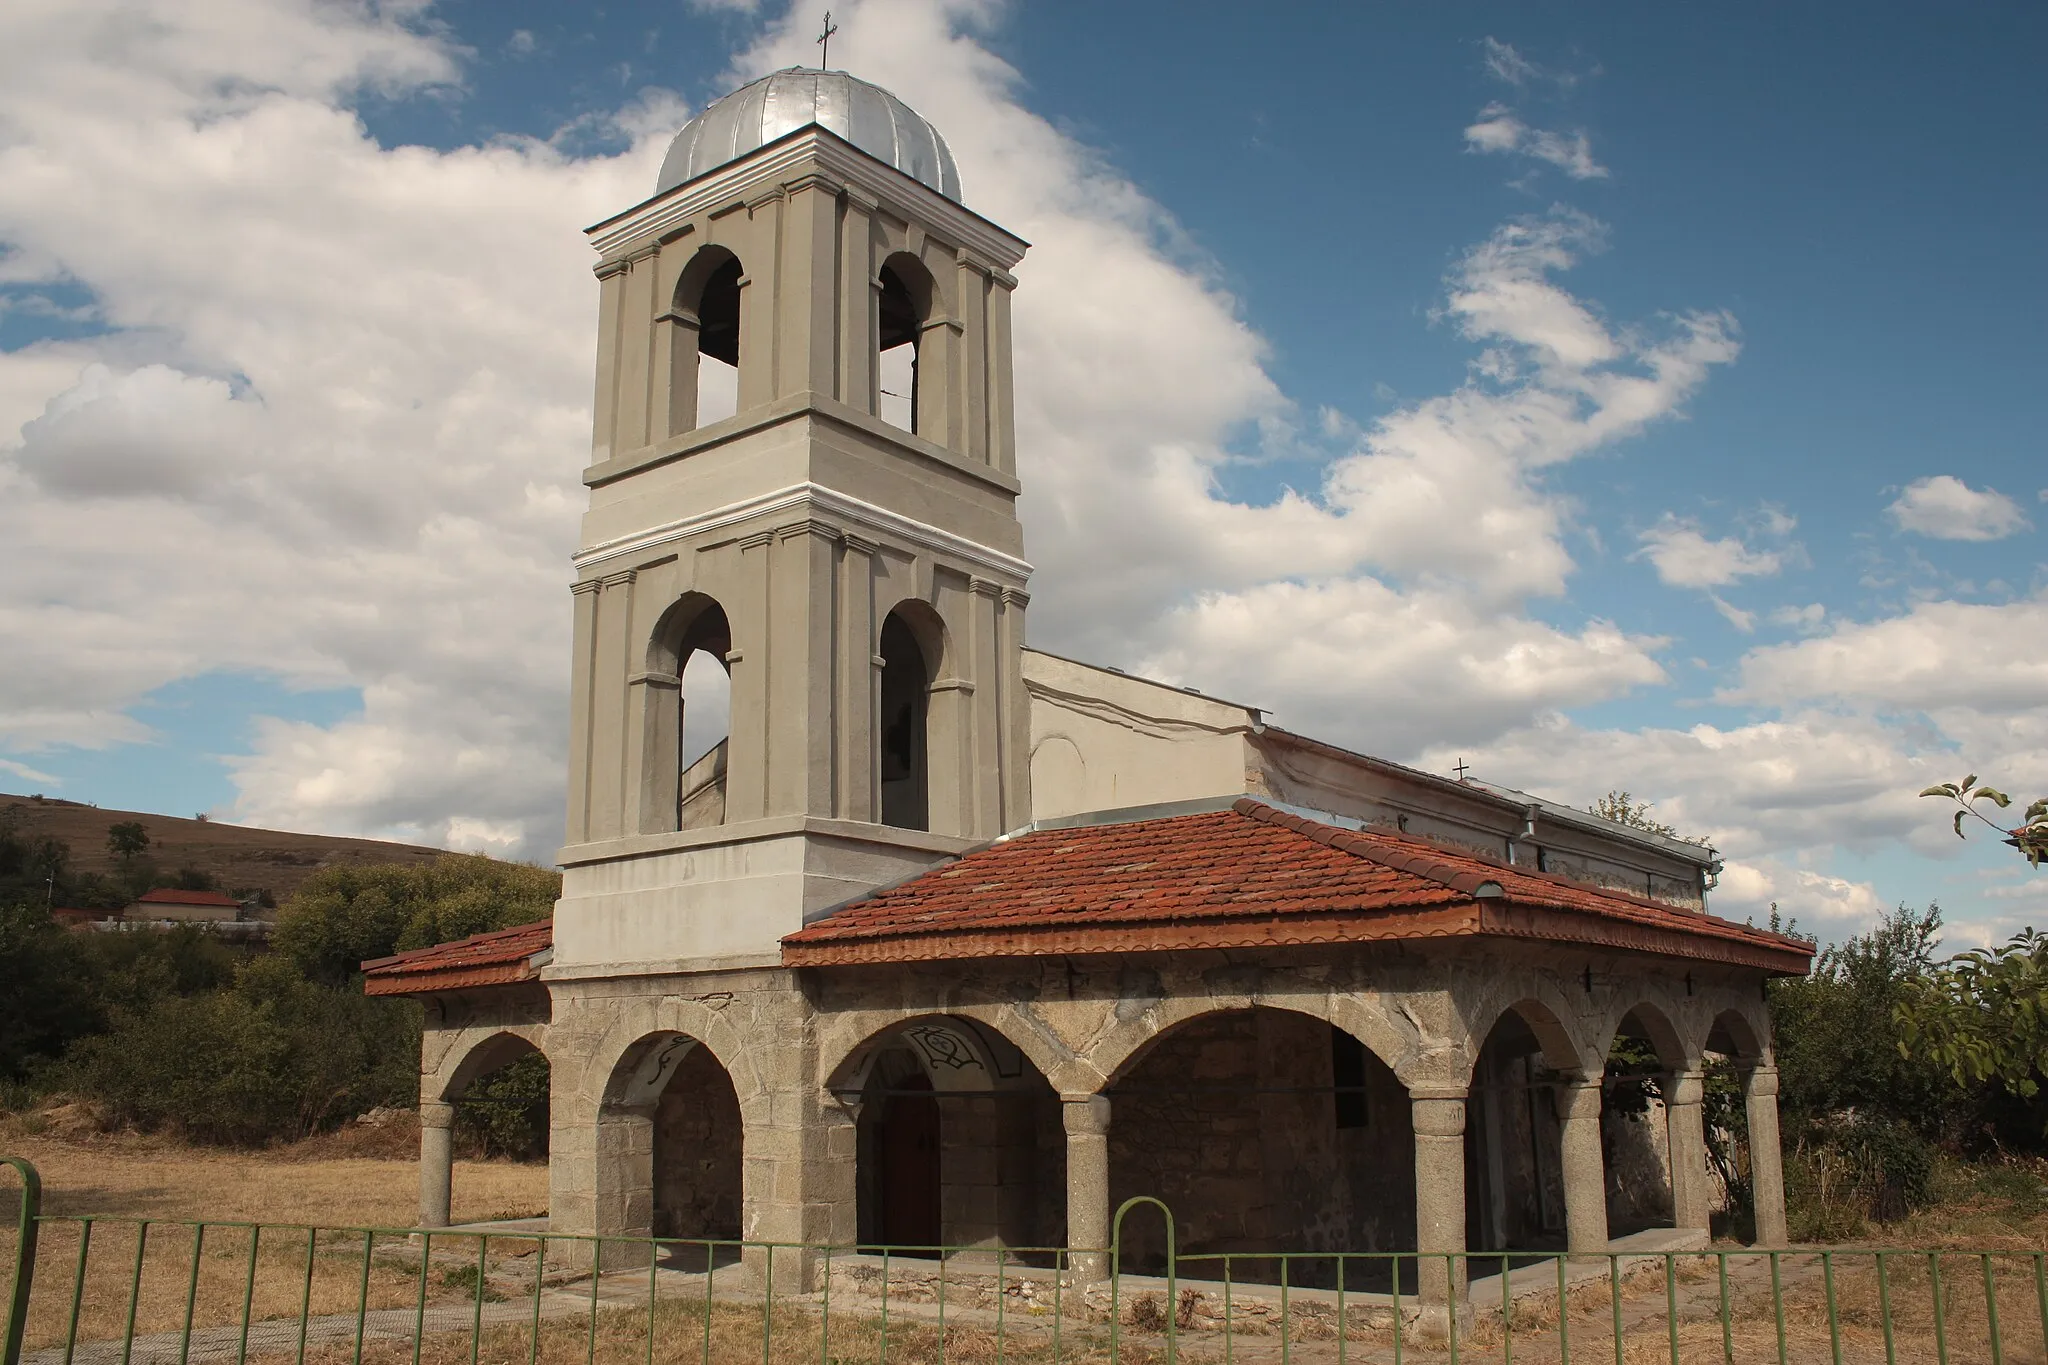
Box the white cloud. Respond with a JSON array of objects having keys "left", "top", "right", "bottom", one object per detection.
[
  {"left": 1480, "top": 38, "right": 1583, "bottom": 91},
  {"left": 1709, "top": 594, "right": 1757, "bottom": 633},
  {"left": 1464, "top": 103, "right": 1609, "bottom": 180},
  {"left": 0, "top": 0, "right": 1734, "bottom": 857},
  {"left": 0, "top": 756, "right": 60, "bottom": 785},
  {"left": 1637, "top": 516, "right": 1786, "bottom": 588},
  {"left": 1770, "top": 602, "right": 1826, "bottom": 632},
  {"left": 1888, "top": 475, "right": 2031, "bottom": 541},
  {"left": 1733, "top": 590, "right": 2048, "bottom": 714}
]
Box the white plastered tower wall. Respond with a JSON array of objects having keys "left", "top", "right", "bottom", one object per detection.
[{"left": 555, "top": 119, "right": 1033, "bottom": 972}]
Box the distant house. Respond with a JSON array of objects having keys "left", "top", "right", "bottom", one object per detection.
[{"left": 124, "top": 887, "right": 248, "bottom": 923}]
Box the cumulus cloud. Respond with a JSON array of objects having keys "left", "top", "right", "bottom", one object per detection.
[
  {"left": 1637, "top": 516, "right": 1786, "bottom": 588},
  {"left": 0, "top": 0, "right": 1734, "bottom": 862},
  {"left": 1465, "top": 104, "right": 1608, "bottom": 180},
  {"left": 1888, "top": 475, "right": 2031, "bottom": 541}
]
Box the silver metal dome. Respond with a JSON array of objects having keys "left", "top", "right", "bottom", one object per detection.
[{"left": 656, "top": 69, "right": 962, "bottom": 201}]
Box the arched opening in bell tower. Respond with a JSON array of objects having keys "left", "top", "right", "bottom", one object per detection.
[
  {"left": 674, "top": 602, "right": 731, "bottom": 830},
  {"left": 877, "top": 255, "right": 932, "bottom": 435},
  {"left": 669, "top": 246, "right": 742, "bottom": 434},
  {"left": 878, "top": 610, "right": 930, "bottom": 831}
]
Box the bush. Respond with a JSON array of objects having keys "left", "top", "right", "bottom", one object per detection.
[
  {"left": 273, "top": 856, "right": 559, "bottom": 985},
  {"left": 64, "top": 955, "right": 420, "bottom": 1145},
  {"left": 455, "top": 1052, "right": 550, "bottom": 1160}
]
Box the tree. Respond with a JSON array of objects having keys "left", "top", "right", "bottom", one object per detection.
[
  {"left": 1590, "top": 789, "right": 1686, "bottom": 840},
  {"left": 272, "top": 854, "right": 560, "bottom": 985},
  {"left": 1898, "top": 927, "right": 2048, "bottom": 1100},
  {"left": 106, "top": 821, "right": 151, "bottom": 863},
  {"left": 1919, "top": 776, "right": 2048, "bottom": 867}
]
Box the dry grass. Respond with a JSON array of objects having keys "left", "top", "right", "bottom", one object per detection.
[
  {"left": 0, "top": 1130, "right": 545, "bottom": 1226},
  {"left": 1, "top": 1131, "right": 547, "bottom": 1353}
]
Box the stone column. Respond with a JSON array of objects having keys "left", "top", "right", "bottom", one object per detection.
[
  {"left": 1665, "top": 1069, "right": 1712, "bottom": 1234},
  {"left": 1061, "top": 1094, "right": 1111, "bottom": 1285},
  {"left": 1409, "top": 1084, "right": 1469, "bottom": 1338},
  {"left": 1559, "top": 1074, "right": 1609, "bottom": 1256},
  {"left": 1746, "top": 1065, "right": 1788, "bottom": 1247},
  {"left": 419, "top": 1100, "right": 454, "bottom": 1229}
]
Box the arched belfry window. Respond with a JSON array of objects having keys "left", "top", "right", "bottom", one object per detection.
[
  {"left": 641, "top": 594, "right": 731, "bottom": 835},
  {"left": 674, "top": 604, "right": 732, "bottom": 830},
  {"left": 878, "top": 611, "right": 930, "bottom": 831},
  {"left": 668, "top": 248, "right": 742, "bottom": 435},
  {"left": 876, "top": 256, "right": 933, "bottom": 435}
]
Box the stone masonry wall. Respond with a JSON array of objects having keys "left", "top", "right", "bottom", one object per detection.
[{"left": 654, "top": 1042, "right": 744, "bottom": 1238}]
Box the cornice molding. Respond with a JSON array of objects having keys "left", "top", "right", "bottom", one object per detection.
[
  {"left": 588, "top": 127, "right": 1028, "bottom": 270},
  {"left": 574, "top": 480, "right": 1034, "bottom": 582}
]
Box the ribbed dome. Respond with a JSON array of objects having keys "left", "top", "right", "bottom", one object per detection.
[{"left": 656, "top": 68, "right": 962, "bottom": 202}]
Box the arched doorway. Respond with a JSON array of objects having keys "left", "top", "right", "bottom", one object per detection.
[
  {"left": 1704, "top": 1009, "right": 1766, "bottom": 1241},
  {"left": 846, "top": 1017, "right": 1062, "bottom": 1258},
  {"left": 597, "top": 1032, "right": 744, "bottom": 1248},
  {"left": 1464, "top": 1007, "right": 1573, "bottom": 1254},
  {"left": 1105, "top": 1007, "right": 1413, "bottom": 1285},
  {"left": 1600, "top": 1005, "right": 1685, "bottom": 1237}
]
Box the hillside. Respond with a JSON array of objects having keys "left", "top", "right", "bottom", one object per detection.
[{"left": 1, "top": 793, "right": 449, "bottom": 904}]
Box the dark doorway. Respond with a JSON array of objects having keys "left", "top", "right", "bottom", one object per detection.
[{"left": 876, "top": 1074, "right": 942, "bottom": 1249}]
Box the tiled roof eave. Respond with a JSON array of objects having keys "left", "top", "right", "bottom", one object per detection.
[
  {"left": 362, "top": 963, "right": 541, "bottom": 996},
  {"left": 782, "top": 903, "right": 1487, "bottom": 966}
]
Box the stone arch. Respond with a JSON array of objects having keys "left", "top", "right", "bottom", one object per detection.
[
  {"left": 1459, "top": 987, "right": 1596, "bottom": 1085},
  {"left": 817, "top": 1003, "right": 1085, "bottom": 1101},
  {"left": 1704, "top": 1003, "right": 1771, "bottom": 1068},
  {"left": 639, "top": 592, "right": 733, "bottom": 834},
  {"left": 1088, "top": 992, "right": 1420, "bottom": 1094},
  {"left": 1599, "top": 998, "right": 1693, "bottom": 1073},
  {"left": 433, "top": 1026, "right": 547, "bottom": 1106},
  {"left": 1596, "top": 1000, "right": 1693, "bottom": 1238},
  {"left": 824, "top": 1012, "right": 1063, "bottom": 1253},
  {"left": 590, "top": 1017, "right": 759, "bottom": 1250},
  {"left": 1100, "top": 1002, "right": 1419, "bottom": 1280},
  {"left": 665, "top": 243, "right": 744, "bottom": 435}
]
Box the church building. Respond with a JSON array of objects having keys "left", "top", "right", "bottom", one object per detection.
[{"left": 364, "top": 67, "right": 1812, "bottom": 1314}]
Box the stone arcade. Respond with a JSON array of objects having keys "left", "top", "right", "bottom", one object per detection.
[{"left": 364, "top": 67, "right": 1812, "bottom": 1317}]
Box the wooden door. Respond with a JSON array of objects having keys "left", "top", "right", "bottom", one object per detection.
[{"left": 878, "top": 1075, "right": 941, "bottom": 1250}]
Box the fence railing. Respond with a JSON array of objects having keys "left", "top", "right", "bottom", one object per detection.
[{"left": 5, "top": 1157, "right": 2045, "bottom": 1364}]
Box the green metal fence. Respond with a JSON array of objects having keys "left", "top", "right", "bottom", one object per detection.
[{"left": 5, "top": 1156, "right": 2045, "bottom": 1365}]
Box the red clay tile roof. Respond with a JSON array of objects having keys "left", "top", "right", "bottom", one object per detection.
[
  {"left": 781, "top": 799, "right": 1814, "bottom": 974},
  {"left": 133, "top": 888, "right": 243, "bottom": 907},
  {"left": 360, "top": 919, "right": 553, "bottom": 996}
]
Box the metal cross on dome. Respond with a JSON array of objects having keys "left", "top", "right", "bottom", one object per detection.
[
  {"left": 816, "top": 11, "right": 838, "bottom": 68},
  {"left": 1453, "top": 758, "right": 1471, "bottom": 781}
]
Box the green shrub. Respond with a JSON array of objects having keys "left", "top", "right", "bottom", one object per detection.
[
  {"left": 274, "top": 856, "right": 559, "bottom": 986},
  {"left": 63, "top": 955, "right": 420, "bottom": 1145}
]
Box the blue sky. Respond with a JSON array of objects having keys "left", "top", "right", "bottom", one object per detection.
[{"left": 0, "top": 0, "right": 2040, "bottom": 939}]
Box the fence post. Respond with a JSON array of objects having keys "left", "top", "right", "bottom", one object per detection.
[
  {"left": 3, "top": 1156, "right": 42, "bottom": 1365},
  {"left": 1110, "top": 1196, "right": 1176, "bottom": 1365}
]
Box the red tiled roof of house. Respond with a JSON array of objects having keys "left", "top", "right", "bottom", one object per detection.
[
  {"left": 133, "top": 888, "right": 243, "bottom": 908},
  {"left": 781, "top": 799, "right": 1814, "bottom": 974},
  {"left": 360, "top": 919, "right": 553, "bottom": 996}
]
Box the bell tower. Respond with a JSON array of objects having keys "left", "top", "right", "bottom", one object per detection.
[{"left": 554, "top": 70, "right": 1032, "bottom": 971}]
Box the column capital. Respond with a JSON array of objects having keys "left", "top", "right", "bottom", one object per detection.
[
  {"left": 1746, "top": 1063, "right": 1780, "bottom": 1099},
  {"left": 420, "top": 1100, "right": 455, "bottom": 1127},
  {"left": 1559, "top": 1071, "right": 1606, "bottom": 1118},
  {"left": 1667, "top": 1069, "right": 1706, "bottom": 1106},
  {"left": 1411, "top": 1093, "right": 1466, "bottom": 1138},
  {"left": 1060, "top": 1093, "right": 1110, "bottom": 1136}
]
